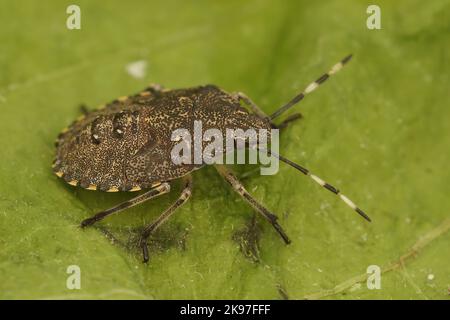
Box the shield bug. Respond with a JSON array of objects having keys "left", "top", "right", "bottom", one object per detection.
[{"left": 53, "top": 54, "right": 370, "bottom": 263}]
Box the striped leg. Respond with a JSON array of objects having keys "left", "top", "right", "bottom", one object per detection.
[
  {"left": 233, "top": 91, "right": 302, "bottom": 129},
  {"left": 80, "top": 183, "right": 171, "bottom": 228},
  {"left": 270, "top": 54, "right": 353, "bottom": 120},
  {"left": 268, "top": 151, "right": 371, "bottom": 222},
  {"left": 140, "top": 175, "right": 193, "bottom": 263},
  {"left": 215, "top": 164, "right": 291, "bottom": 244}
]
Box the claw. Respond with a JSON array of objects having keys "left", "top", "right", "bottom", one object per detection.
[{"left": 140, "top": 239, "right": 150, "bottom": 263}]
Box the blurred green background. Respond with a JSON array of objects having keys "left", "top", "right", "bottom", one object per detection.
[{"left": 0, "top": 0, "right": 449, "bottom": 299}]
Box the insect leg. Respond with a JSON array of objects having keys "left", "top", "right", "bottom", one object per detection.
[
  {"left": 80, "top": 183, "right": 171, "bottom": 228},
  {"left": 78, "top": 104, "right": 90, "bottom": 115},
  {"left": 233, "top": 92, "right": 302, "bottom": 129},
  {"left": 215, "top": 164, "right": 291, "bottom": 245},
  {"left": 276, "top": 113, "right": 303, "bottom": 129},
  {"left": 140, "top": 175, "right": 193, "bottom": 263}
]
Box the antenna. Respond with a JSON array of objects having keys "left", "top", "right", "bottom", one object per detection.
[
  {"left": 263, "top": 149, "right": 371, "bottom": 222},
  {"left": 270, "top": 54, "right": 353, "bottom": 120}
]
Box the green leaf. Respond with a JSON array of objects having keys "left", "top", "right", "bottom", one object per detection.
[{"left": 0, "top": 0, "right": 449, "bottom": 299}]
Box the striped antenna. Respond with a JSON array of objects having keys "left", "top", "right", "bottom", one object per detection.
[
  {"left": 270, "top": 54, "right": 353, "bottom": 120},
  {"left": 264, "top": 149, "right": 371, "bottom": 222}
]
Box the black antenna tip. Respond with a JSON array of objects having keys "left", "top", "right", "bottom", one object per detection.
[
  {"left": 342, "top": 54, "right": 353, "bottom": 64},
  {"left": 356, "top": 207, "right": 371, "bottom": 222}
]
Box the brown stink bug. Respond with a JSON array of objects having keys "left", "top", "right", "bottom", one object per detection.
[{"left": 53, "top": 55, "right": 370, "bottom": 263}]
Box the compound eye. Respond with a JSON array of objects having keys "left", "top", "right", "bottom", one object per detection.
[
  {"left": 91, "top": 133, "right": 100, "bottom": 144},
  {"left": 114, "top": 128, "right": 124, "bottom": 137},
  {"left": 112, "top": 110, "right": 140, "bottom": 138},
  {"left": 90, "top": 117, "right": 103, "bottom": 144},
  {"left": 112, "top": 112, "right": 128, "bottom": 139}
]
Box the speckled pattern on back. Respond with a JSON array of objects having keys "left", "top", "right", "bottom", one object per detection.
[{"left": 53, "top": 85, "right": 271, "bottom": 192}]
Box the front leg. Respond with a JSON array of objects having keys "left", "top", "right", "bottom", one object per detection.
[
  {"left": 275, "top": 113, "right": 303, "bottom": 129},
  {"left": 232, "top": 91, "right": 302, "bottom": 129},
  {"left": 215, "top": 164, "right": 291, "bottom": 244}
]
